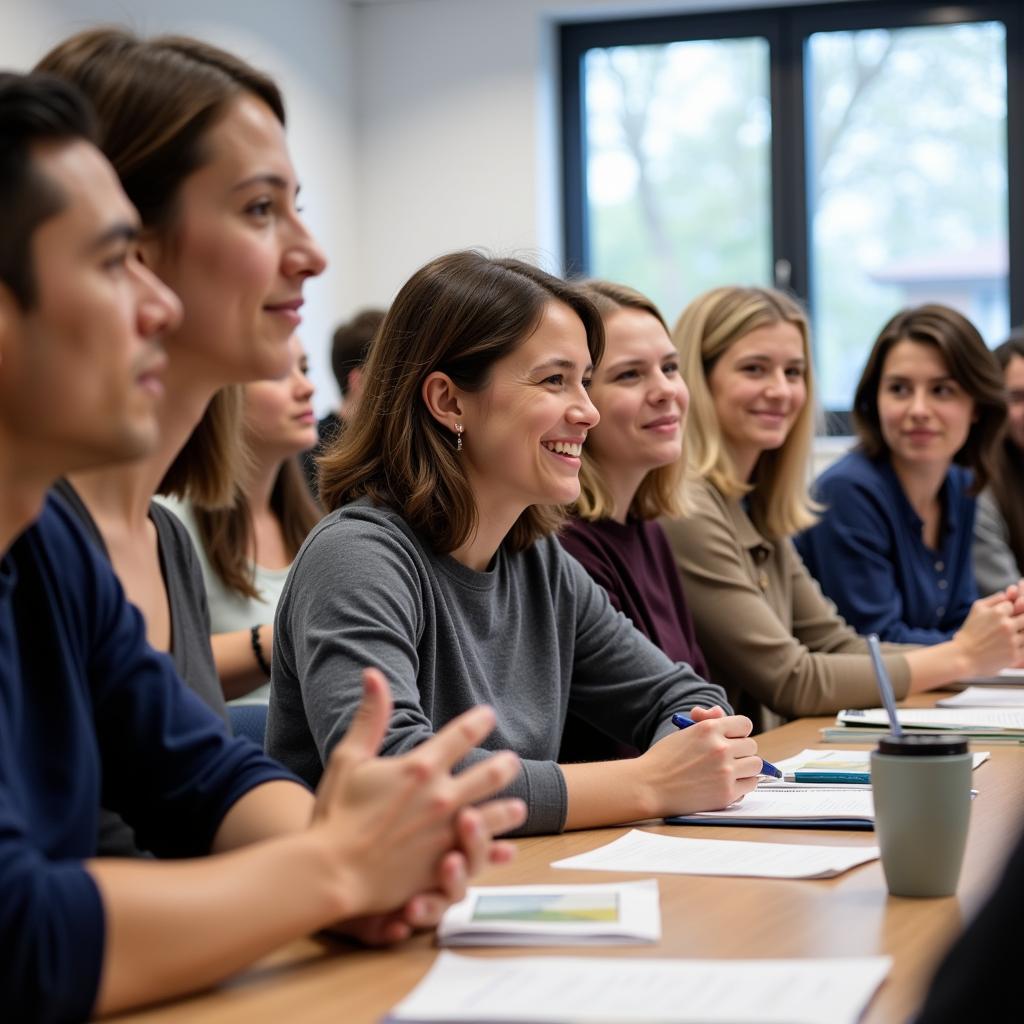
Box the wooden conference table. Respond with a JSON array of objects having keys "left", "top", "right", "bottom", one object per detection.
[{"left": 113, "top": 696, "right": 1024, "bottom": 1024}]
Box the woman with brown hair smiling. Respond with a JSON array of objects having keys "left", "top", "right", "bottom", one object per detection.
[
  {"left": 38, "top": 27, "right": 325, "bottom": 855},
  {"left": 796, "top": 304, "right": 1009, "bottom": 642},
  {"left": 268, "top": 251, "right": 765, "bottom": 834}
]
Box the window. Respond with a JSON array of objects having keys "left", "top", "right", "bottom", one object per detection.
[
  {"left": 583, "top": 37, "right": 772, "bottom": 321},
  {"left": 561, "top": 2, "right": 1024, "bottom": 420}
]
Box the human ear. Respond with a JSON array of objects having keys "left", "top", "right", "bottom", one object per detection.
[{"left": 421, "top": 371, "right": 464, "bottom": 431}]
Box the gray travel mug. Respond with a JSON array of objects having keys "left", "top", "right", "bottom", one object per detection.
[{"left": 870, "top": 734, "right": 972, "bottom": 897}]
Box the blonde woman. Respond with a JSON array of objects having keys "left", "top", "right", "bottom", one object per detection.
[
  {"left": 559, "top": 281, "right": 708, "bottom": 762},
  {"left": 664, "top": 286, "right": 1024, "bottom": 732}
]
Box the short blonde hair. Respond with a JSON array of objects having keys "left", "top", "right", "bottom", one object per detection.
[
  {"left": 574, "top": 280, "right": 687, "bottom": 522},
  {"left": 672, "top": 286, "right": 818, "bottom": 540}
]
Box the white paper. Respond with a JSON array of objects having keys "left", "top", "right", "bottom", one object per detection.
[
  {"left": 387, "top": 952, "right": 892, "bottom": 1024},
  {"left": 772, "top": 747, "right": 990, "bottom": 777},
  {"left": 550, "top": 828, "right": 878, "bottom": 879},
  {"left": 437, "top": 879, "right": 661, "bottom": 946},
  {"left": 774, "top": 748, "right": 874, "bottom": 776},
  {"left": 939, "top": 686, "right": 1024, "bottom": 708},
  {"left": 676, "top": 787, "right": 875, "bottom": 822},
  {"left": 838, "top": 707, "right": 1024, "bottom": 732}
]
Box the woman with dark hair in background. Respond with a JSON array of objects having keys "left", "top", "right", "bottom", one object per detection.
[
  {"left": 796, "top": 304, "right": 1008, "bottom": 643},
  {"left": 164, "top": 336, "right": 322, "bottom": 704},
  {"left": 973, "top": 329, "right": 1024, "bottom": 594},
  {"left": 268, "top": 251, "right": 765, "bottom": 835}
]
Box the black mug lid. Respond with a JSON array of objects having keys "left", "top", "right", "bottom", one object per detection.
[{"left": 877, "top": 733, "right": 968, "bottom": 756}]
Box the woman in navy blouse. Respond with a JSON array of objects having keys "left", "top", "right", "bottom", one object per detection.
[{"left": 796, "top": 305, "right": 1007, "bottom": 643}]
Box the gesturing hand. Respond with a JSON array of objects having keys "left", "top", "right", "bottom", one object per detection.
[{"left": 312, "top": 668, "right": 526, "bottom": 928}]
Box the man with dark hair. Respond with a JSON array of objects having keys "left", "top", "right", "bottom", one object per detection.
[
  {"left": 0, "top": 71, "right": 523, "bottom": 1023},
  {"left": 303, "top": 307, "right": 385, "bottom": 493},
  {"left": 0, "top": 72, "right": 97, "bottom": 307},
  {"left": 331, "top": 307, "right": 386, "bottom": 416}
]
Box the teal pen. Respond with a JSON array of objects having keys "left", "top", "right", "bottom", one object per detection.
[
  {"left": 792, "top": 771, "right": 870, "bottom": 785},
  {"left": 671, "top": 712, "right": 783, "bottom": 779}
]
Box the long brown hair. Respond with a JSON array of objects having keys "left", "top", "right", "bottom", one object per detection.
[
  {"left": 37, "top": 28, "right": 286, "bottom": 509},
  {"left": 988, "top": 329, "right": 1024, "bottom": 571},
  {"left": 195, "top": 457, "right": 321, "bottom": 599},
  {"left": 852, "top": 303, "right": 1006, "bottom": 493},
  {"left": 574, "top": 280, "right": 687, "bottom": 522},
  {"left": 319, "top": 251, "right": 605, "bottom": 554}
]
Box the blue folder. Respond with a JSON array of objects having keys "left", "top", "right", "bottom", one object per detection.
[{"left": 664, "top": 814, "right": 874, "bottom": 831}]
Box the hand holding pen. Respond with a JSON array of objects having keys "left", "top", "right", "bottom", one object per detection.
[
  {"left": 672, "top": 713, "right": 783, "bottom": 779},
  {"left": 637, "top": 706, "right": 762, "bottom": 818}
]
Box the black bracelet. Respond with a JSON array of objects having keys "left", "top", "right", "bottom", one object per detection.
[{"left": 250, "top": 624, "right": 272, "bottom": 679}]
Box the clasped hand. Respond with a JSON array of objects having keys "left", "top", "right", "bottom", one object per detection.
[
  {"left": 956, "top": 584, "right": 1024, "bottom": 674},
  {"left": 311, "top": 667, "right": 527, "bottom": 944}
]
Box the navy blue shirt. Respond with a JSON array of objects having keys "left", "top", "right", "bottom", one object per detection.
[
  {"left": 0, "top": 497, "right": 295, "bottom": 1023},
  {"left": 795, "top": 450, "right": 976, "bottom": 643}
]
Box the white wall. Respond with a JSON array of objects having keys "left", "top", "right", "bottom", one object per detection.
[
  {"left": 0, "top": 0, "right": 357, "bottom": 415},
  {"left": 350, "top": 0, "right": 838, "bottom": 307}
]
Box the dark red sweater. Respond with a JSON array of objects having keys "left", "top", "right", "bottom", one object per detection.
[{"left": 557, "top": 516, "right": 710, "bottom": 762}]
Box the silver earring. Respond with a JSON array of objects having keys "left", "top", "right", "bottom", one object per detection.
[{"left": 455, "top": 423, "right": 464, "bottom": 452}]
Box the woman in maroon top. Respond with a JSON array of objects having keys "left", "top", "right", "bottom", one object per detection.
[{"left": 560, "top": 281, "right": 705, "bottom": 761}]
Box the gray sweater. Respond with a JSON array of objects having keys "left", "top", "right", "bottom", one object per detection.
[
  {"left": 266, "top": 501, "right": 730, "bottom": 834},
  {"left": 973, "top": 488, "right": 1021, "bottom": 595}
]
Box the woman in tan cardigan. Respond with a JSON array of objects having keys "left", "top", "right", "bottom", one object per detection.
[{"left": 663, "top": 286, "right": 1024, "bottom": 732}]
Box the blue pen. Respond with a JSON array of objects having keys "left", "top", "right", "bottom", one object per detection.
[
  {"left": 671, "top": 712, "right": 783, "bottom": 779},
  {"left": 866, "top": 633, "right": 904, "bottom": 737}
]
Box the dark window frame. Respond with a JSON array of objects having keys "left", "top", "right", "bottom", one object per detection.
[{"left": 560, "top": 1, "right": 1024, "bottom": 424}]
